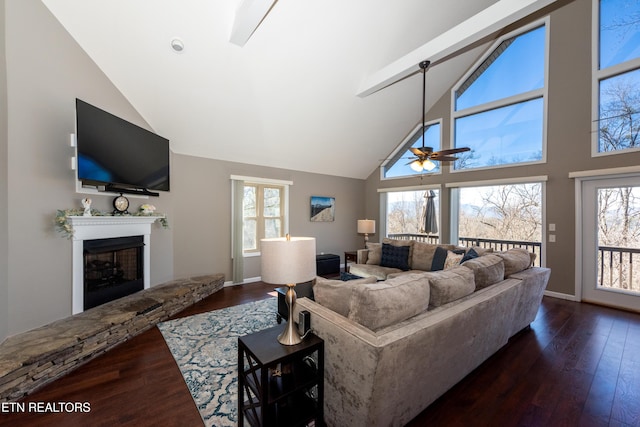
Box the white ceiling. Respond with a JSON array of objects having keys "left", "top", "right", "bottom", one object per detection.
[{"left": 41, "top": 0, "right": 552, "bottom": 179}]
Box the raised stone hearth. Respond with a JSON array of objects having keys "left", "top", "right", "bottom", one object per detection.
[{"left": 0, "top": 274, "right": 224, "bottom": 402}]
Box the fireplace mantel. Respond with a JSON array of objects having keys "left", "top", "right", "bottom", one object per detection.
[{"left": 69, "top": 215, "right": 160, "bottom": 314}]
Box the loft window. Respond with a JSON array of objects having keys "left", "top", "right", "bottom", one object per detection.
[
  {"left": 593, "top": 0, "right": 640, "bottom": 155},
  {"left": 452, "top": 21, "right": 547, "bottom": 170}
]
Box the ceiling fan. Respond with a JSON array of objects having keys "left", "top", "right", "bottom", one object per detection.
[{"left": 407, "top": 60, "right": 470, "bottom": 172}]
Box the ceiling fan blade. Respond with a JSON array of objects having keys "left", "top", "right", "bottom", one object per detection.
[
  {"left": 433, "top": 147, "right": 471, "bottom": 156},
  {"left": 409, "top": 147, "right": 426, "bottom": 156},
  {"left": 430, "top": 155, "right": 459, "bottom": 162}
]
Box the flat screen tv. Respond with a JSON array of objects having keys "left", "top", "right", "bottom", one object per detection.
[{"left": 76, "top": 98, "right": 170, "bottom": 195}]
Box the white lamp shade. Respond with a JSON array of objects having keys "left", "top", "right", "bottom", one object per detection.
[
  {"left": 357, "top": 219, "right": 376, "bottom": 234},
  {"left": 260, "top": 237, "right": 316, "bottom": 284}
]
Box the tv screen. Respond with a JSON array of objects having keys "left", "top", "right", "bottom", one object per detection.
[{"left": 76, "top": 99, "right": 170, "bottom": 193}]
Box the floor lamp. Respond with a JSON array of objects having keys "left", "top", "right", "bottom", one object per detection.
[{"left": 261, "top": 235, "right": 316, "bottom": 345}]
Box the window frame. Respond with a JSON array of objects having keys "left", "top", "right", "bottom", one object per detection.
[
  {"left": 591, "top": 0, "right": 640, "bottom": 158},
  {"left": 231, "top": 175, "right": 290, "bottom": 258},
  {"left": 446, "top": 176, "right": 547, "bottom": 267},
  {"left": 380, "top": 120, "right": 443, "bottom": 181},
  {"left": 450, "top": 18, "right": 549, "bottom": 173}
]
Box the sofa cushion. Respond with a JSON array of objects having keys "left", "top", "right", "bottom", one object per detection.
[
  {"left": 410, "top": 241, "right": 438, "bottom": 271},
  {"left": 313, "top": 276, "right": 378, "bottom": 317},
  {"left": 494, "top": 248, "right": 534, "bottom": 278},
  {"left": 427, "top": 266, "right": 475, "bottom": 308},
  {"left": 461, "top": 254, "right": 505, "bottom": 289},
  {"left": 348, "top": 273, "right": 430, "bottom": 331},
  {"left": 380, "top": 243, "right": 410, "bottom": 270},
  {"left": 365, "top": 242, "right": 382, "bottom": 265}
]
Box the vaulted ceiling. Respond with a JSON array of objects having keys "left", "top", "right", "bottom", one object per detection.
[{"left": 41, "top": 0, "right": 557, "bottom": 179}]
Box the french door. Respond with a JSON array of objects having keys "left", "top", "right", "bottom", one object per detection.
[{"left": 581, "top": 176, "right": 640, "bottom": 311}]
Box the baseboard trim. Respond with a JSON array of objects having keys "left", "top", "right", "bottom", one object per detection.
[
  {"left": 544, "top": 290, "right": 579, "bottom": 301},
  {"left": 224, "top": 276, "right": 262, "bottom": 287}
]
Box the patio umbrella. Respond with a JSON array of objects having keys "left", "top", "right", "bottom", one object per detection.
[{"left": 423, "top": 190, "right": 438, "bottom": 235}]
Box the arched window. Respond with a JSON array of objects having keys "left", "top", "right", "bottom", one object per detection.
[{"left": 382, "top": 121, "right": 441, "bottom": 179}]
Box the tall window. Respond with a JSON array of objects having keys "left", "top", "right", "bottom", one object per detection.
[
  {"left": 385, "top": 189, "right": 440, "bottom": 242},
  {"left": 452, "top": 21, "right": 547, "bottom": 170},
  {"left": 243, "top": 183, "right": 285, "bottom": 253},
  {"left": 594, "top": 0, "right": 640, "bottom": 154},
  {"left": 382, "top": 122, "right": 442, "bottom": 179},
  {"left": 452, "top": 181, "right": 543, "bottom": 264}
]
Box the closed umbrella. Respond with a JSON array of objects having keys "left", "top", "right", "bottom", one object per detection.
[{"left": 423, "top": 190, "right": 438, "bottom": 235}]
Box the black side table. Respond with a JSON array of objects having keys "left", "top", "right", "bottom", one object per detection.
[
  {"left": 238, "top": 325, "right": 324, "bottom": 427},
  {"left": 344, "top": 250, "right": 358, "bottom": 273}
]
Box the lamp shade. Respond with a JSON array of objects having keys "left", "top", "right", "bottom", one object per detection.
[
  {"left": 260, "top": 237, "right": 316, "bottom": 285},
  {"left": 357, "top": 219, "right": 376, "bottom": 234}
]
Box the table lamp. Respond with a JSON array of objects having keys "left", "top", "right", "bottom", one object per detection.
[
  {"left": 261, "top": 235, "right": 316, "bottom": 345},
  {"left": 357, "top": 219, "right": 376, "bottom": 246}
]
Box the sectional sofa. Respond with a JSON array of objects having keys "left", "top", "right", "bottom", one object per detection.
[{"left": 294, "top": 239, "right": 550, "bottom": 427}]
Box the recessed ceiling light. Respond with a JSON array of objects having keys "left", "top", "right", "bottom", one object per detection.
[{"left": 170, "top": 38, "right": 184, "bottom": 53}]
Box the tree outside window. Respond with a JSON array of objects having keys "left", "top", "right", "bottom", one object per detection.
[{"left": 243, "top": 184, "right": 283, "bottom": 252}]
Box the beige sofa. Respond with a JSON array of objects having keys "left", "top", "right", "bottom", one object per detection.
[{"left": 294, "top": 241, "right": 550, "bottom": 427}]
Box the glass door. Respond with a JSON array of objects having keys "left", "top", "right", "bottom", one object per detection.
[{"left": 581, "top": 176, "right": 640, "bottom": 311}]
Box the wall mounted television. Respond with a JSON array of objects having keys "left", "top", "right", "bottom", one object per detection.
[{"left": 76, "top": 98, "right": 170, "bottom": 196}]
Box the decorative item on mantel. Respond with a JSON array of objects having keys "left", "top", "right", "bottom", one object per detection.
[
  {"left": 54, "top": 204, "right": 168, "bottom": 239},
  {"left": 82, "top": 198, "right": 92, "bottom": 217}
]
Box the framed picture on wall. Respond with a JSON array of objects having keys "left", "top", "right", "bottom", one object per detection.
[{"left": 310, "top": 196, "right": 335, "bottom": 222}]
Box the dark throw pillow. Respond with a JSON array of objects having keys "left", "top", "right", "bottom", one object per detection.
[
  {"left": 430, "top": 246, "right": 449, "bottom": 271},
  {"left": 432, "top": 247, "right": 465, "bottom": 270},
  {"left": 340, "top": 272, "right": 364, "bottom": 281},
  {"left": 461, "top": 247, "right": 480, "bottom": 264},
  {"left": 380, "top": 243, "right": 411, "bottom": 271}
]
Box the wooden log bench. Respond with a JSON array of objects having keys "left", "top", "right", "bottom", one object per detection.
[{"left": 0, "top": 273, "right": 225, "bottom": 401}]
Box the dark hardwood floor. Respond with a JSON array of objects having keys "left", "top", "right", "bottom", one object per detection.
[{"left": 1, "top": 282, "right": 639, "bottom": 427}]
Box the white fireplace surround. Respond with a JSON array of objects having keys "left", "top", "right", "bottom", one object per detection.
[{"left": 68, "top": 215, "right": 159, "bottom": 314}]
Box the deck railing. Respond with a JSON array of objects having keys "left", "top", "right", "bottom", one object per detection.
[
  {"left": 387, "top": 234, "right": 640, "bottom": 292},
  {"left": 387, "top": 234, "right": 542, "bottom": 266},
  {"left": 598, "top": 246, "right": 640, "bottom": 292}
]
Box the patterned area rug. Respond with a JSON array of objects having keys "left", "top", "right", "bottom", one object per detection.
[{"left": 158, "top": 298, "right": 278, "bottom": 427}]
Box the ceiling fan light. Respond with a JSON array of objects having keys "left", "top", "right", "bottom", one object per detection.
[
  {"left": 424, "top": 159, "right": 436, "bottom": 171},
  {"left": 410, "top": 160, "right": 424, "bottom": 172}
]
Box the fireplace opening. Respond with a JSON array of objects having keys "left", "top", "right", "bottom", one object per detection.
[{"left": 83, "top": 235, "right": 144, "bottom": 310}]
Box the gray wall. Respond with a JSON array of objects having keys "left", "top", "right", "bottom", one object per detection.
[
  {"left": 1, "top": 0, "right": 9, "bottom": 341},
  {"left": 171, "top": 154, "right": 365, "bottom": 281},
  {"left": 1, "top": 0, "right": 173, "bottom": 339},
  {"left": 365, "top": 0, "right": 640, "bottom": 297},
  {"left": 1, "top": 0, "right": 365, "bottom": 341}
]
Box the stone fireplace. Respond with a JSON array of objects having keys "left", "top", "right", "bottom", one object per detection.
[{"left": 68, "top": 215, "right": 158, "bottom": 314}]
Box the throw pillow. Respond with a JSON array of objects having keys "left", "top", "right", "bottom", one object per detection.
[
  {"left": 340, "top": 272, "right": 363, "bottom": 281},
  {"left": 444, "top": 250, "right": 464, "bottom": 270},
  {"left": 460, "top": 247, "right": 480, "bottom": 263},
  {"left": 430, "top": 246, "right": 449, "bottom": 271},
  {"left": 380, "top": 243, "right": 410, "bottom": 271},
  {"left": 313, "top": 276, "right": 377, "bottom": 317},
  {"left": 382, "top": 238, "right": 414, "bottom": 268},
  {"left": 431, "top": 246, "right": 464, "bottom": 271},
  {"left": 365, "top": 242, "right": 382, "bottom": 265}
]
